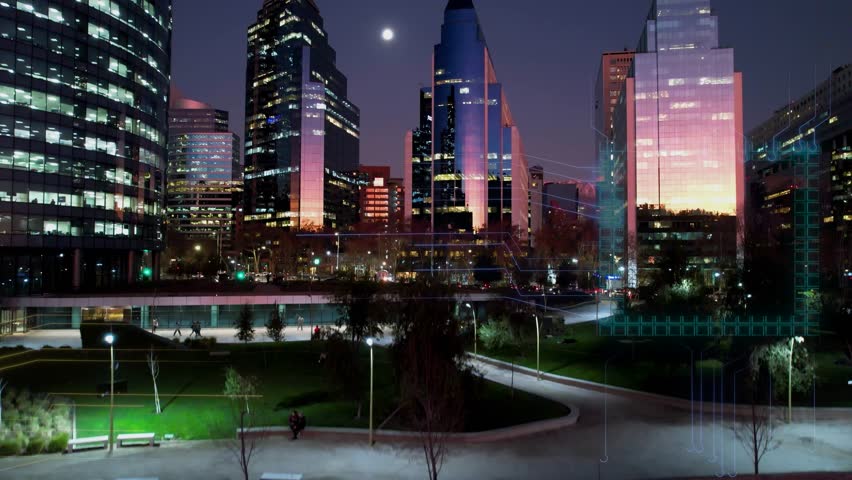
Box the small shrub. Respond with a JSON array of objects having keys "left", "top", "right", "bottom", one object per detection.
[
  {"left": 0, "top": 439, "right": 21, "bottom": 456},
  {"left": 24, "top": 436, "right": 46, "bottom": 455},
  {"left": 46, "top": 433, "right": 68, "bottom": 453},
  {"left": 479, "top": 322, "right": 515, "bottom": 350}
]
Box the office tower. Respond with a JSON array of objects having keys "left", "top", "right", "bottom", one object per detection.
[
  {"left": 404, "top": 88, "right": 433, "bottom": 230},
  {"left": 749, "top": 64, "right": 852, "bottom": 298},
  {"left": 528, "top": 165, "right": 544, "bottom": 245},
  {"left": 244, "top": 0, "right": 360, "bottom": 231},
  {"left": 387, "top": 178, "right": 405, "bottom": 233},
  {"left": 166, "top": 91, "right": 241, "bottom": 255},
  {"left": 596, "top": 50, "right": 635, "bottom": 139},
  {"left": 429, "top": 0, "right": 528, "bottom": 236},
  {"left": 358, "top": 166, "right": 393, "bottom": 229},
  {"left": 0, "top": 0, "right": 172, "bottom": 295},
  {"left": 607, "top": 0, "right": 744, "bottom": 287},
  {"left": 544, "top": 181, "right": 596, "bottom": 220}
]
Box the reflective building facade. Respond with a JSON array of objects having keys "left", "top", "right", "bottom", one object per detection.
[
  {"left": 167, "top": 92, "right": 241, "bottom": 250},
  {"left": 404, "top": 87, "right": 433, "bottom": 231},
  {"left": 0, "top": 0, "right": 172, "bottom": 295},
  {"left": 429, "top": 0, "right": 528, "bottom": 236},
  {"left": 244, "top": 0, "right": 360, "bottom": 231},
  {"left": 609, "top": 0, "right": 744, "bottom": 287}
]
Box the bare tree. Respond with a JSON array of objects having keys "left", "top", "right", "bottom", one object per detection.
[
  {"left": 733, "top": 399, "right": 780, "bottom": 477},
  {"left": 146, "top": 348, "right": 162, "bottom": 414},
  {"left": 229, "top": 408, "right": 263, "bottom": 480}
]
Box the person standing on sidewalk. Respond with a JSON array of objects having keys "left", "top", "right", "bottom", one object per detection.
[
  {"left": 173, "top": 319, "right": 182, "bottom": 337},
  {"left": 152, "top": 318, "right": 159, "bottom": 334}
]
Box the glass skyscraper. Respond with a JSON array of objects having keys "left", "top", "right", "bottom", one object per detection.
[
  {"left": 425, "top": 0, "right": 528, "bottom": 236},
  {"left": 244, "top": 0, "right": 360, "bottom": 231},
  {"left": 404, "top": 88, "right": 433, "bottom": 230},
  {"left": 0, "top": 0, "right": 172, "bottom": 295},
  {"left": 167, "top": 92, "right": 241, "bottom": 252},
  {"left": 609, "top": 0, "right": 744, "bottom": 287}
]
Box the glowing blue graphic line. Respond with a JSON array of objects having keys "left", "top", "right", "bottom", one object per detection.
[
  {"left": 682, "top": 344, "right": 698, "bottom": 453},
  {"left": 698, "top": 350, "right": 705, "bottom": 454},
  {"left": 524, "top": 152, "right": 600, "bottom": 170},
  {"left": 600, "top": 353, "right": 619, "bottom": 464},
  {"left": 729, "top": 367, "right": 749, "bottom": 477},
  {"left": 708, "top": 367, "right": 718, "bottom": 464},
  {"left": 811, "top": 372, "right": 817, "bottom": 453}
]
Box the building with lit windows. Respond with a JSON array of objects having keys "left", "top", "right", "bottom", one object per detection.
[
  {"left": 166, "top": 92, "right": 241, "bottom": 253},
  {"left": 596, "top": 50, "right": 635, "bottom": 139},
  {"left": 404, "top": 88, "right": 433, "bottom": 231},
  {"left": 427, "top": 0, "right": 529, "bottom": 237},
  {"left": 749, "top": 64, "right": 852, "bottom": 297},
  {"left": 528, "top": 165, "right": 543, "bottom": 245},
  {"left": 606, "top": 0, "right": 745, "bottom": 287},
  {"left": 0, "top": 0, "right": 172, "bottom": 296},
  {"left": 244, "top": 0, "right": 360, "bottom": 231},
  {"left": 358, "top": 166, "right": 392, "bottom": 228}
]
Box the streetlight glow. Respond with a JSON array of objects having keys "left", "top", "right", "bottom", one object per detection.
[
  {"left": 366, "top": 336, "right": 375, "bottom": 446},
  {"left": 366, "top": 337, "right": 374, "bottom": 347},
  {"left": 194, "top": 244, "right": 201, "bottom": 252},
  {"left": 104, "top": 333, "right": 115, "bottom": 345}
]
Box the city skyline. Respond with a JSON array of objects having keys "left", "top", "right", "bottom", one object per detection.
[{"left": 173, "top": 0, "right": 852, "bottom": 181}]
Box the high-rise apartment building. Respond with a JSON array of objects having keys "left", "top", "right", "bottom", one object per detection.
[
  {"left": 0, "top": 0, "right": 172, "bottom": 295},
  {"left": 167, "top": 92, "right": 241, "bottom": 253},
  {"left": 425, "top": 0, "right": 529, "bottom": 237},
  {"left": 244, "top": 0, "right": 360, "bottom": 231},
  {"left": 605, "top": 0, "right": 745, "bottom": 287}
]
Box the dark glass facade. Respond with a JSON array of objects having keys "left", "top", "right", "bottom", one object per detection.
[
  {"left": 404, "top": 87, "right": 432, "bottom": 230},
  {"left": 244, "top": 0, "right": 360, "bottom": 231},
  {"left": 0, "top": 0, "right": 172, "bottom": 295},
  {"left": 429, "top": 0, "right": 528, "bottom": 236}
]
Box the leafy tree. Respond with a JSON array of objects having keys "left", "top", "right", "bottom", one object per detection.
[
  {"left": 334, "top": 281, "right": 383, "bottom": 346},
  {"left": 323, "top": 331, "right": 364, "bottom": 418},
  {"left": 472, "top": 252, "right": 502, "bottom": 284},
  {"left": 234, "top": 305, "right": 255, "bottom": 344},
  {"left": 265, "top": 305, "right": 285, "bottom": 343},
  {"left": 478, "top": 321, "right": 514, "bottom": 351},
  {"left": 749, "top": 338, "right": 815, "bottom": 421}
]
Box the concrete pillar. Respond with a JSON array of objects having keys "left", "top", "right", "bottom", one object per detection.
[
  {"left": 140, "top": 305, "right": 149, "bottom": 329},
  {"left": 210, "top": 305, "right": 219, "bottom": 328},
  {"left": 127, "top": 251, "right": 135, "bottom": 285},
  {"left": 71, "top": 307, "right": 81, "bottom": 329},
  {"left": 279, "top": 304, "right": 286, "bottom": 326},
  {"left": 72, "top": 248, "right": 81, "bottom": 291}
]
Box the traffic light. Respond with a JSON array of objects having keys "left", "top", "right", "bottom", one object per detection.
[
  {"left": 141, "top": 267, "right": 153, "bottom": 279},
  {"left": 235, "top": 271, "right": 247, "bottom": 281},
  {"left": 313, "top": 258, "right": 321, "bottom": 266}
]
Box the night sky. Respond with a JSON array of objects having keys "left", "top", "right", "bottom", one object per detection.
[{"left": 172, "top": 0, "right": 852, "bottom": 182}]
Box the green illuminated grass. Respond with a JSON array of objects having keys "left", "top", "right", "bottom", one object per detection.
[{"left": 0, "top": 341, "right": 568, "bottom": 440}]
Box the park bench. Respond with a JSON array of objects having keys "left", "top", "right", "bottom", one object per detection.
[
  {"left": 65, "top": 435, "right": 109, "bottom": 453},
  {"left": 116, "top": 432, "right": 156, "bottom": 447},
  {"left": 259, "top": 474, "right": 303, "bottom": 480}
]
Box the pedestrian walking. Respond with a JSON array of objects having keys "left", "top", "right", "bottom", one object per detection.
[
  {"left": 195, "top": 320, "right": 202, "bottom": 338},
  {"left": 173, "top": 320, "right": 182, "bottom": 337},
  {"left": 297, "top": 315, "right": 304, "bottom": 331},
  {"left": 313, "top": 325, "right": 320, "bottom": 340},
  {"left": 289, "top": 410, "right": 300, "bottom": 440},
  {"left": 152, "top": 318, "right": 159, "bottom": 334}
]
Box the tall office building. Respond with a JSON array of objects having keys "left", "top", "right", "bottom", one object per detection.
[
  {"left": 596, "top": 51, "right": 635, "bottom": 139},
  {"left": 427, "top": 0, "right": 529, "bottom": 236},
  {"left": 749, "top": 65, "right": 852, "bottom": 298},
  {"left": 528, "top": 165, "right": 544, "bottom": 245},
  {"left": 404, "top": 88, "right": 433, "bottom": 230},
  {"left": 0, "top": 0, "right": 172, "bottom": 295},
  {"left": 167, "top": 92, "right": 241, "bottom": 252},
  {"left": 244, "top": 0, "right": 360, "bottom": 231},
  {"left": 606, "top": 0, "right": 744, "bottom": 287}
]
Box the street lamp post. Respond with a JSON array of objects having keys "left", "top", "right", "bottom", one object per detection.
[
  {"left": 335, "top": 232, "right": 340, "bottom": 273},
  {"left": 533, "top": 314, "right": 541, "bottom": 380},
  {"left": 788, "top": 336, "right": 804, "bottom": 422},
  {"left": 104, "top": 333, "right": 115, "bottom": 452},
  {"left": 465, "top": 303, "right": 477, "bottom": 356},
  {"left": 366, "top": 337, "right": 375, "bottom": 446}
]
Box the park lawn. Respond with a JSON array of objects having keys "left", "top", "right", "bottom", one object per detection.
[
  {"left": 478, "top": 322, "right": 852, "bottom": 408},
  {"left": 0, "top": 341, "right": 569, "bottom": 440}
]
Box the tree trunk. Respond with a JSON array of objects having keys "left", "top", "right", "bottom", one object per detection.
[
  {"left": 153, "top": 379, "right": 161, "bottom": 414},
  {"left": 751, "top": 401, "right": 759, "bottom": 476}
]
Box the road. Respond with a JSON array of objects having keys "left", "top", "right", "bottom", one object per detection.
[{"left": 0, "top": 356, "right": 849, "bottom": 480}]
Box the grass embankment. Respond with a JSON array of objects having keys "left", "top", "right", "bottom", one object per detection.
[
  {"left": 479, "top": 322, "right": 852, "bottom": 407},
  {"left": 0, "top": 341, "right": 568, "bottom": 440}
]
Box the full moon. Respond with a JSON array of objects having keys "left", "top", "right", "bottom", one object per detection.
[{"left": 381, "top": 28, "right": 394, "bottom": 42}]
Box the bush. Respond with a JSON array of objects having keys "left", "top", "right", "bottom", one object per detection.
[
  {"left": 24, "top": 436, "right": 46, "bottom": 455},
  {"left": 46, "top": 433, "right": 69, "bottom": 453},
  {"left": 0, "top": 439, "right": 22, "bottom": 456},
  {"left": 479, "top": 322, "right": 515, "bottom": 350}
]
